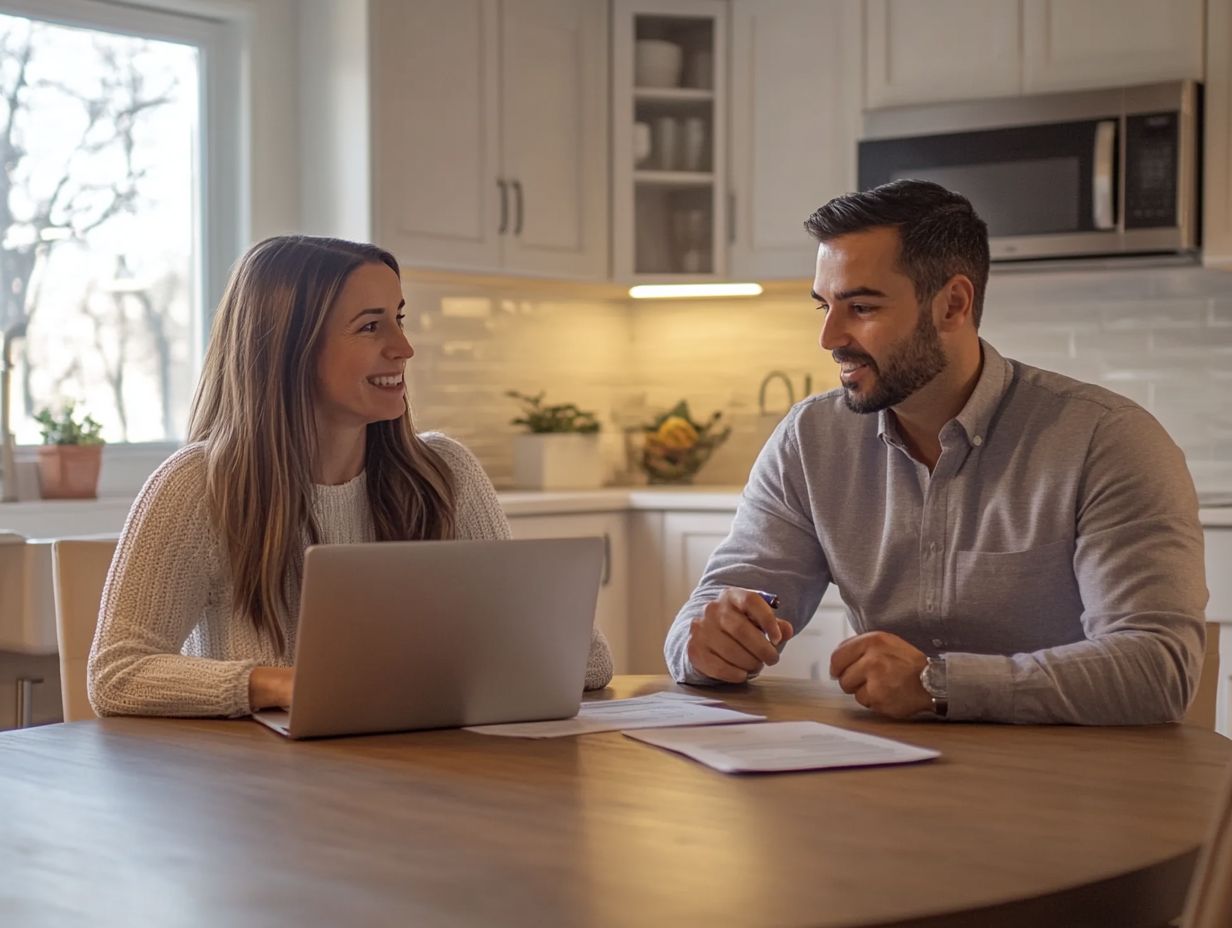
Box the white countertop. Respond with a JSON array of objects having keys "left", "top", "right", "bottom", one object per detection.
[{"left": 0, "top": 486, "right": 1230, "bottom": 531}]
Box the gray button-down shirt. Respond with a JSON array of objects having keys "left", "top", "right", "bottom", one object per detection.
[{"left": 664, "top": 341, "right": 1207, "bottom": 724}]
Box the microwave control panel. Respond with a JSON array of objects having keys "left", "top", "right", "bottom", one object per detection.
[{"left": 1124, "top": 112, "right": 1179, "bottom": 230}]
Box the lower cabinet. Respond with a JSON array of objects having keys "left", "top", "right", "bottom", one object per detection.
[
  {"left": 506, "top": 512, "right": 630, "bottom": 673},
  {"left": 635, "top": 509, "right": 851, "bottom": 684}
]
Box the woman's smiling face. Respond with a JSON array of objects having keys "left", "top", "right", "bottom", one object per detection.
[{"left": 313, "top": 261, "right": 413, "bottom": 434}]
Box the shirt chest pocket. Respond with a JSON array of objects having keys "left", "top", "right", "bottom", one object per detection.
[{"left": 953, "top": 540, "right": 1083, "bottom": 647}]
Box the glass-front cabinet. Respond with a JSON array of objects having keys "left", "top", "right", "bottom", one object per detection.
[{"left": 611, "top": 0, "right": 727, "bottom": 280}]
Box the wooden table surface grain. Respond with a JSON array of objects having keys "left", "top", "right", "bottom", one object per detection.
[{"left": 2, "top": 675, "right": 1230, "bottom": 928}]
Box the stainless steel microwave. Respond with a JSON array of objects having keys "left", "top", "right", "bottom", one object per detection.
[{"left": 858, "top": 81, "right": 1200, "bottom": 263}]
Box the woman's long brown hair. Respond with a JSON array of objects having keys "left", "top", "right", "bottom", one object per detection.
[{"left": 187, "top": 235, "right": 455, "bottom": 653}]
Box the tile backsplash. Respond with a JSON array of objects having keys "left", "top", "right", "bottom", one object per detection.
[{"left": 404, "top": 264, "right": 1232, "bottom": 496}]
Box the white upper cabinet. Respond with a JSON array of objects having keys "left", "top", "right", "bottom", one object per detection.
[
  {"left": 370, "top": 0, "right": 607, "bottom": 278},
  {"left": 371, "top": 0, "right": 501, "bottom": 271},
  {"left": 864, "top": 0, "right": 1022, "bottom": 109},
  {"left": 865, "top": 0, "right": 1205, "bottom": 110},
  {"left": 499, "top": 0, "right": 608, "bottom": 278},
  {"left": 1021, "top": 0, "right": 1204, "bottom": 94},
  {"left": 1207, "top": 0, "right": 1232, "bottom": 269},
  {"left": 728, "top": 0, "right": 861, "bottom": 279}
]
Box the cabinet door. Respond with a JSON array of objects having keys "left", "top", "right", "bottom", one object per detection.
[
  {"left": 499, "top": 0, "right": 608, "bottom": 278},
  {"left": 729, "top": 0, "right": 860, "bottom": 279},
  {"left": 1022, "top": 0, "right": 1203, "bottom": 94},
  {"left": 506, "top": 513, "right": 629, "bottom": 673},
  {"left": 370, "top": 0, "right": 503, "bottom": 271},
  {"left": 759, "top": 586, "right": 851, "bottom": 687},
  {"left": 1209, "top": 0, "right": 1232, "bottom": 270},
  {"left": 865, "top": 0, "right": 1021, "bottom": 109},
  {"left": 662, "top": 510, "right": 847, "bottom": 684}
]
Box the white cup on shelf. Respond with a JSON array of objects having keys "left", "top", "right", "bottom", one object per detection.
[
  {"left": 680, "top": 117, "right": 707, "bottom": 172},
  {"left": 653, "top": 116, "right": 678, "bottom": 171},
  {"left": 633, "top": 121, "right": 652, "bottom": 168},
  {"left": 635, "top": 39, "right": 683, "bottom": 87}
]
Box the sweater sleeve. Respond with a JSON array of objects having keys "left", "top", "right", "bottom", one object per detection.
[
  {"left": 421, "top": 432, "right": 614, "bottom": 690},
  {"left": 87, "top": 447, "right": 259, "bottom": 718}
]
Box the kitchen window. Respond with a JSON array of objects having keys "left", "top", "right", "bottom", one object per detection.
[{"left": 0, "top": 0, "right": 240, "bottom": 449}]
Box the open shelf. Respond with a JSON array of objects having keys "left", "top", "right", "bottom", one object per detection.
[
  {"left": 634, "top": 170, "right": 715, "bottom": 187},
  {"left": 634, "top": 87, "right": 714, "bottom": 103}
]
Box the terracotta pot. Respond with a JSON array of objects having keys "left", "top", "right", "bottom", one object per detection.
[{"left": 36, "top": 444, "right": 103, "bottom": 499}]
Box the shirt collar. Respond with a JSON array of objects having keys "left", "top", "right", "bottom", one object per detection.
[{"left": 876, "top": 339, "right": 1012, "bottom": 449}]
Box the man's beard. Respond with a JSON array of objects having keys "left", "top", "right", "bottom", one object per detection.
[{"left": 834, "top": 307, "right": 947, "bottom": 414}]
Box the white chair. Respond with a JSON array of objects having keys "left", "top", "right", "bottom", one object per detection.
[
  {"left": 1181, "top": 762, "right": 1232, "bottom": 928},
  {"left": 51, "top": 538, "right": 118, "bottom": 722},
  {"left": 1185, "top": 623, "right": 1221, "bottom": 730}
]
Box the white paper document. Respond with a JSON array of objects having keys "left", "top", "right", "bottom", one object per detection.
[
  {"left": 624, "top": 721, "right": 941, "bottom": 773},
  {"left": 465, "top": 692, "right": 763, "bottom": 738}
]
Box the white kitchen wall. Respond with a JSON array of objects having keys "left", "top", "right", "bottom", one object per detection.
[{"left": 404, "top": 264, "right": 1232, "bottom": 496}]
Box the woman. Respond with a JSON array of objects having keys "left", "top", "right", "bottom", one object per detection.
[{"left": 88, "top": 235, "right": 613, "bottom": 717}]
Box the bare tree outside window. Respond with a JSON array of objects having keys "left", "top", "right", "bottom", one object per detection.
[{"left": 0, "top": 12, "right": 199, "bottom": 444}]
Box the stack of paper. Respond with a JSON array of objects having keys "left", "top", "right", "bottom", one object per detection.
[
  {"left": 625, "top": 721, "right": 940, "bottom": 773},
  {"left": 465, "top": 691, "right": 763, "bottom": 738}
]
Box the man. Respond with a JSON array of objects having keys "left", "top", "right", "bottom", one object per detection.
[{"left": 663, "top": 179, "right": 1206, "bottom": 724}]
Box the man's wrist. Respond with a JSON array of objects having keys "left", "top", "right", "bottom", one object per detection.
[{"left": 920, "top": 656, "right": 949, "bottom": 718}]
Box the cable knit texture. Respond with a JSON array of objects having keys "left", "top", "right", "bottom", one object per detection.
[{"left": 88, "top": 432, "right": 613, "bottom": 718}]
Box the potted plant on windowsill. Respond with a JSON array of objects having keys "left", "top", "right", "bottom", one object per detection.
[
  {"left": 506, "top": 390, "right": 604, "bottom": 490},
  {"left": 33, "top": 402, "right": 105, "bottom": 499}
]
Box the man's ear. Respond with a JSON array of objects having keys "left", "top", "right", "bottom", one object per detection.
[{"left": 935, "top": 274, "right": 975, "bottom": 332}]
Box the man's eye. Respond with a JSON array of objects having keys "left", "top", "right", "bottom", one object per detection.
[
  {"left": 852, "top": 304, "right": 874, "bottom": 314},
  {"left": 815, "top": 305, "right": 829, "bottom": 314}
]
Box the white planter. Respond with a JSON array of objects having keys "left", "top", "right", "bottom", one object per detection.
[{"left": 512, "top": 433, "right": 604, "bottom": 490}]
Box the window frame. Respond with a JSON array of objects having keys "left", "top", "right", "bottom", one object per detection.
[{"left": 0, "top": 0, "right": 243, "bottom": 476}]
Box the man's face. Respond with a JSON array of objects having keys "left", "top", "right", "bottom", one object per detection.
[{"left": 811, "top": 227, "right": 947, "bottom": 414}]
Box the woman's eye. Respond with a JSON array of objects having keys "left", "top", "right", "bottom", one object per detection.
[
  {"left": 396, "top": 313, "right": 407, "bottom": 328},
  {"left": 359, "top": 321, "right": 378, "bottom": 333}
]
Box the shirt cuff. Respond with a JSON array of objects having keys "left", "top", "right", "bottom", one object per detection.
[{"left": 944, "top": 651, "right": 1016, "bottom": 721}]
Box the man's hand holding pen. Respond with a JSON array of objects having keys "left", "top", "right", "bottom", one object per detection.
[{"left": 686, "top": 587, "right": 795, "bottom": 683}]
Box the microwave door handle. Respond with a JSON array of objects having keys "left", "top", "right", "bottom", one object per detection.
[{"left": 1092, "top": 120, "right": 1117, "bottom": 230}]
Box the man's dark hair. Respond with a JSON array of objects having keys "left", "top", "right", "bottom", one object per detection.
[{"left": 803, "top": 179, "right": 990, "bottom": 329}]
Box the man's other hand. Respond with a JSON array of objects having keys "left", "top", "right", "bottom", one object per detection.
[
  {"left": 830, "top": 631, "right": 932, "bottom": 719},
  {"left": 685, "top": 587, "right": 796, "bottom": 683}
]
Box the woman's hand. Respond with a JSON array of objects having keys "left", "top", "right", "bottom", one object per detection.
[{"left": 248, "top": 666, "right": 295, "bottom": 711}]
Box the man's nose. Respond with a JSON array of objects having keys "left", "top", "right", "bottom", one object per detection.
[{"left": 819, "top": 309, "right": 847, "bottom": 352}]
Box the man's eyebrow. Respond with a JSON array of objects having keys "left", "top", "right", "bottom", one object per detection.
[
  {"left": 827, "top": 288, "right": 887, "bottom": 301},
  {"left": 347, "top": 299, "right": 406, "bottom": 323}
]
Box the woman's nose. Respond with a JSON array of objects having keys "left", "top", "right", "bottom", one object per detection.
[{"left": 387, "top": 329, "right": 414, "bottom": 361}]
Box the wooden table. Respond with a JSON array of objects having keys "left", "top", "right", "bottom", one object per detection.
[{"left": 2, "top": 676, "right": 1230, "bottom": 927}]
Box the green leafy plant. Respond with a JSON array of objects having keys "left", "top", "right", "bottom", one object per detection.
[
  {"left": 640, "top": 400, "right": 731, "bottom": 484},
  {"left": 506, "top": 390, "right": 600, "bottom": 434},
  {"left": 33, "top": 402, "right": 104, "bottom": 445}
]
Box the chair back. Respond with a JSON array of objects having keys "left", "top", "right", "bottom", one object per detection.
[
  {"left": 1182, "top": 763, "right": 1232, "bottom": 928},
  {"left": 51, "top": 539, "right": 118, "bottom": 722},
  {"left": 1184, "top": 623, "right": 1221, "bottom": 730}
]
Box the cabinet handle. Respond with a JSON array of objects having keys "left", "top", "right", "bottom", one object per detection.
[
  {"left": 497, "top": 178, "right": 509, "bottom": 234},
  {"left": 511, "top": 178, "right": 524, "bottom": 235},
  {"left": 601, "top": 532, "right": 611, "bottom": 587}
]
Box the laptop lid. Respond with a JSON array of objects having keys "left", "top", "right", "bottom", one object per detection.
[{"left": 267, "top": 537, "right": 603, "bottom": 739}]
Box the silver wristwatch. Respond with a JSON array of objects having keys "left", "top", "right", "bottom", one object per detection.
[{"left": 920, "top": 655, "right": 949, "bottom": 718}]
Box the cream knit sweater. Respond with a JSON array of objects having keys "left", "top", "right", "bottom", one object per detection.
[{"left": 87, "top": 432, "right": 613, "bottom": 718}]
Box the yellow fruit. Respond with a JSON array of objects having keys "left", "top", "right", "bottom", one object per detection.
[{"left": 654, "top": 416, "right": 698, "bottom": 450}]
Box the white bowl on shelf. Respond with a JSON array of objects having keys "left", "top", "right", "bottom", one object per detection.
[{"left": 635, "top": 39, "right": 683, "bottom": 88}]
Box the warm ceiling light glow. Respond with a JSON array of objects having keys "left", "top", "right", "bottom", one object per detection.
[{"left": 628, "top": 283, "right": 765, "bottom": 299}]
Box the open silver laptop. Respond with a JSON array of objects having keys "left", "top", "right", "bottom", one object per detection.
[{"left": 252, "top": 537, "right": 603, "bottom": 739}]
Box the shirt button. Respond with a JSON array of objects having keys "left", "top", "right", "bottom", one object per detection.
[{"left": 972, "top": 435, "right": 984, "bottom": 446}]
